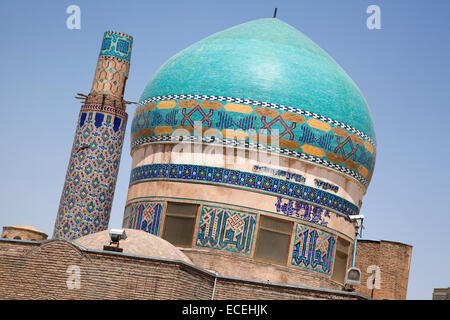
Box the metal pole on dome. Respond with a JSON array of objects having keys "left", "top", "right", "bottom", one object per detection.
[{"left": 273, "top": 8, "right": 278, "bottom": 18}]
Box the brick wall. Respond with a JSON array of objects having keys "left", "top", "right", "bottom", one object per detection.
[
  {"left": 354, "top": 240, "right": 412, "bottom": 300},
  {"left": 182, "top": 248, "right": 344, "bottom": 291},
  {"left": 214, "top": 277, "right": 359, "bottom": 300},
  {"left": 0, "top": 239, "right": 367, "bottom": 300}
]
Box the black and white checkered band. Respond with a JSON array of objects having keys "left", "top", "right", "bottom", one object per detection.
[
  {"left": 81, "top": 104, "right": 128, "bottom": 118},
  {"left": 138, "top": 94, "right": 376, "bottom": 148}
]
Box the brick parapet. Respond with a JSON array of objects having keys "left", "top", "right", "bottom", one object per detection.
[{"left": 0, "top": 238, "right": 368, "bottom": 300}]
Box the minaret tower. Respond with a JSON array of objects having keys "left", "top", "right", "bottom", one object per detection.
[{"left": 53, "top": 31, "right": 133, "bottom": 240}]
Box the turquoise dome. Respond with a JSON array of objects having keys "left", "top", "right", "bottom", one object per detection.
[
  {"left": 133, "top": 18, "right": 377, "bottom": 187},
  {"left": 140, "top": 18, "right": 376, "bottom": 141}
]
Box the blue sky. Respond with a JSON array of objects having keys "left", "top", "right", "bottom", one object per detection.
[{"left": 0, "top": 0, "right": 449, "bottom": 300}]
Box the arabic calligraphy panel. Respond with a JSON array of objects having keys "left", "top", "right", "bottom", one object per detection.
[
  {"left": 291, "top": 223, "right": 337, "bottom": 275},
  {"left": 196, "top": 206, "right": 257, "bottom": 255},
  {"left": 126, "top": 201, "right": 164, "bottom": 236}
]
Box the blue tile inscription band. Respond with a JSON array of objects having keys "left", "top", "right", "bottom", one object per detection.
[
  {"left": 99, "top": 31, "right": 133, "bottom": 62},
  {"left": 137, "top": 95, "right": 376, "bottom": 147},
  {"left": 129, "top": 163, "right": 359, "bottom": 216},
  {"left": 131, "top": 96, "right": 376, "bottom": 188}
]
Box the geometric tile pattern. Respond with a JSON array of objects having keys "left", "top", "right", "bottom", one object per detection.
[
  {"left": 53, "top": 107, "right": 127, "bottom": 240},
  {"left": 291, "top": 222, "right": 336, "bottom": 275},
  {"left": 124, "top": 201, "right": 164, "bottom": 236},
  {"left": 91, "top": 55, "right": 130, "bottom": 97},
  {"left": 129, "top": 163, "right": 359, "bottom": 216},
  {"left": 131, "top": 97, "right": 376, "bottom": 187},
  {"left": 196, "top": 205, "right": 257, "bottom": 256},
  {"left": 92, "top": 31, "right": 132, "bottom": 96}
]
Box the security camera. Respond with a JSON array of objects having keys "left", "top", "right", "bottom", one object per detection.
[
  {"left": 349, "top": 215, "right": 364, "bottom": 230},
  {"left": 349, "top": 214, "right": 364, "bottom": 221},
  {"left": 109, "top": 228, "right": 127, "bottom": 243},
  {"left": 344, "top": 267, "right": 361, "bottom": 287}
]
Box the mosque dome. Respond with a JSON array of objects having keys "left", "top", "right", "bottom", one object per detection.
[
  {"left": 74, "top": 229, "right": 193, "bottom": 264},
  {"left": 1, "top": 225, "right": 48, "bottom": 241},
  {"left": 140, "top": 18, "right": 375, "bottom": 140},
  {"left": 125, "top": 18, "right": 378, "bottom": 289},
  {"left": 132, "top": 18, "right": 376, "bottom": 186}
]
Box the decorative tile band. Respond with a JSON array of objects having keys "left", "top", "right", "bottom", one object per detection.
[
  {"left": 129, "top": 164, "right": 359, "bottom": 216},
  {"left": 137, "top": 95, "right": 376, "bottom": 147},
  {"left": 131, "top": 97, "right": 375, "bottom": 187},
  {"left": 291, "top": 222, "right": 336, "bottom": 275},
  {"left": 104, "top": 30, "right": 133, "bottom": 40},
  {"left": 99, "top": 31, "right": 133, "bottom": 62},
  {"left": 81, "top": 104, "right": 128, "bottom": 119},
  {"left": 124, "top": 201, "right": 164, "bottom": 236},
  {"left": 196, "top": 205, "right": 257, "bottom": 255},
  {"left": 131, "top": 135, "right": 369, "bottom": 187}
]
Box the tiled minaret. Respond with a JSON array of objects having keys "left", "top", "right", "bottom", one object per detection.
[{"left": 53, "top": 31, "right": 133, "bottom": 240}]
